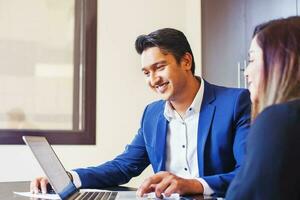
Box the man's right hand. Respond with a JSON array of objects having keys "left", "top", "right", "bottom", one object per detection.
[{"left": 30, "top": 177, "right": 50, "bottom": 194}]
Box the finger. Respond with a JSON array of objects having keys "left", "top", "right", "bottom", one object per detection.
[
  {"left": 154, "top": 176, "right": 173, "bottom": 198},
  {"left": 136, "top": 186, "right": 154, "bottom": 197},
  {"left": 149, "top": 184, "right": 157, "bottom": 190},
  {"left": 137, "top": 175, "right": 164, "bottom": 197},
  {"left": 163, "top": 182, "right": 178, "bottom": 197},
  {"left": 137, "top": 181, "right": 154, "bottom": 197},
  {"left": 30, "top": 178, "right": 42, "bottom": 194},
  {"left": 40, "top": 178, "right": 49, "bottom": 194}
]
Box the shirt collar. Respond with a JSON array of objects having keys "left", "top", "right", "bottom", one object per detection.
[{"left": 164, "top": 76, "right": 205, "bottom": 121}]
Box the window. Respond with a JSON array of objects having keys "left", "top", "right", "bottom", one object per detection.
[{"left": 0, "top": 0, "right": 97, "bottom": 144}]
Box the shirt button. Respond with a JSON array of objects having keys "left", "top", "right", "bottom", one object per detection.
[
  {"left": 182, "top": 145, "right": 185, "bottom": 148},
  {"left": 184, "top": 168, "right": 188, "bottom": 171}
]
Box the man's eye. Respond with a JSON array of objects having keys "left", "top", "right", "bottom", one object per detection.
[
  {"left": 143, "top": 71, "right": 150, "bottom": 76},
  {"left": 157, "top": 65, "right": 165, "bottom": 70}
]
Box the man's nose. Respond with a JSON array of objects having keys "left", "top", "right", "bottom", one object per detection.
[{"left": 149, "top": 73, "right": 160, "bottom": 86}]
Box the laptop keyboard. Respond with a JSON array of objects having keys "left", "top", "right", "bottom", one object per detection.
[{"left": 77, "top": 191, "right": 118, "bottom": 200}]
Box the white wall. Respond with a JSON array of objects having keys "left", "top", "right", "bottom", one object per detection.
[
  {"left": 0, "top": 0, "right": 201, "bottom": 188},
  {"left": 186, "top": 0, "right": 202, "bottom": 76}
]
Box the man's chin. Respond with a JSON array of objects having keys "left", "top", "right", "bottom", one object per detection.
[
  {"left": 153, "top": 90, "right": 172, "bottom": 101},
  {"left": 159, "top": 94, "right": 170, "bottom": 101}
]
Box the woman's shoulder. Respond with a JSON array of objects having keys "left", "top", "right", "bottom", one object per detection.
[
  {"left": 255, "top": 99, "right": 300, "bottom": 124},
  {"left": 251, "top": 99, "right": 300, "bottom": 139}
]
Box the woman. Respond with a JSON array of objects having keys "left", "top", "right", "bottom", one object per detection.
[{"left": 226, "top": 16, "right": 300, "bottom": 199}]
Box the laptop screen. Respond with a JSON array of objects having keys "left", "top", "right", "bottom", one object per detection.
[{"left": 23, "top": 136, "right": 77, "bottom": 199}]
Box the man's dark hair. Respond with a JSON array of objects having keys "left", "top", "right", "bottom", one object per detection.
[{"left": 135, "top": 28, "right": 196, "bottom": 75}]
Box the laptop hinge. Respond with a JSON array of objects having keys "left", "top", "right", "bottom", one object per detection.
[{"left": 67, "top": 191, "right": 81, "bottom": 200}]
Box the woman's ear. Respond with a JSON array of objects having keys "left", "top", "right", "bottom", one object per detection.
[{"left": 181, "top": 52, "right": 192, "bottom": 71}]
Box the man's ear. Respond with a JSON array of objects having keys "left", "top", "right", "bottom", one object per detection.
[{"left": 180, "top": 53, "right": 192, "bottom": 71}]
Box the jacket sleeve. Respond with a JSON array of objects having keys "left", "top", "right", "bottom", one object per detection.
[
  {"left": 202, "top": 89, "right": 251, "bottom": 197},
  {"left": 74, "top": 107, "right": 150, "bottom": 189}
]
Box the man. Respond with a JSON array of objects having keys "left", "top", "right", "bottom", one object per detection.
[{"left": 31, "top": 28, "right": 251, "bottom": 198}]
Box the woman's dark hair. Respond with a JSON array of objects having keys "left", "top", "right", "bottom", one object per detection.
[
  {"left": 251, "top": 16, "right": 300, "bottom": 119},
  {"left": 135, "top": 28, "right": 196, "bottom": 74}
]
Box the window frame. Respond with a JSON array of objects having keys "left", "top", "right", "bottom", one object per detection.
[{"left": 0, "top": 0, "right": 97, "bottom": 145}]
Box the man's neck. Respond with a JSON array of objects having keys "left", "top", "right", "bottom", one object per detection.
[{"left": 170, "top": 76, "right": 200, "bottom": 117}]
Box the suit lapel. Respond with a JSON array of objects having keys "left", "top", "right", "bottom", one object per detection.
[
  {"left": 197, "top": 81, "right": 216, "bottom": 176},
  {"left": 155, "top": 112, "right": 168, "bottom": 171}
]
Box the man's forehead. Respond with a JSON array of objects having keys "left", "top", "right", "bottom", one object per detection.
[{"left": 141, "top": 47, "right": 171, "bottom": 68}]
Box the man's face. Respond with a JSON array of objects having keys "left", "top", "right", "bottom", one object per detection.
[{"left": 141, "top": 47, "right": 190, "bottom": 102}]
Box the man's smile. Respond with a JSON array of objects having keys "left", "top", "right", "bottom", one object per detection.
[{"left": 155, "top": 82, "right": 169, "bottom": 93}]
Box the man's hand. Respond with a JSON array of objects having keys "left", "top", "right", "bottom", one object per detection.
[
  {"left": 136, "top": 171, "right": 204, "bottom": 198},
  {"left": 30, "top": 177, "right": 50, "bottom": 194}
]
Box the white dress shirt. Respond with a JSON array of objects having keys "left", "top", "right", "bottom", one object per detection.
[
  {"left": 69, "top": 170, "right": 81, "bottom": 188},
  {"left": 164, "top": 78, "right": 214, "bottom": 195},
  {"left": 71, "top": 77, "right": 214, "bottom": 195}
]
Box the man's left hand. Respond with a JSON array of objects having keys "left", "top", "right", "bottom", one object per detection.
[{"left": 136, "top": 171, "right": 204, "bottom": 198}]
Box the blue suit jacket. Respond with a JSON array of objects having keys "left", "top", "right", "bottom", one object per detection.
[{"left": 75, "top": 81, "right": 251, "bottom": 197}]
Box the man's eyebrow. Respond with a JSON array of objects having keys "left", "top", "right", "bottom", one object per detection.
[{"left": 141, "top": 60, "right": 167, "bottom": 71}]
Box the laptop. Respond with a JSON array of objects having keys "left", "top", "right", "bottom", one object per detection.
[{"left": 22, "top": 136, "right": 143, "bottom": 200}]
